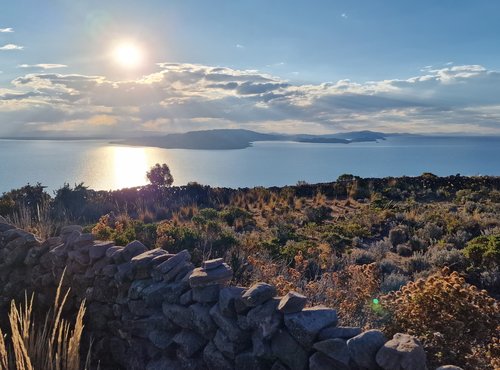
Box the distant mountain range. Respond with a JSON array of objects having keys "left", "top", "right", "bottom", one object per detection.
[{"left": 117, "top": 129, "right": 390, "bottom": 150}]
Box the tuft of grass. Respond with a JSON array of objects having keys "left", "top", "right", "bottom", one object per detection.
[{"left": 0, "top": 271, "right": 90, "bottom": 370}]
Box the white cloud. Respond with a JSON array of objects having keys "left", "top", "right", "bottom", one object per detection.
[
  {"left": 18, "top": 64, "right": 68, "bottom": 69},
  {"left": 236, "top": 44, "right": 245, "bottom": 49},
  {"left": 1, "top": 63, "right": 499, "bottom": 137},
  {"left": 0, "top": 44, "right": 23, "bottom": 50},
  {"left": 341, "top": 13, "right": 348, "bottom": 18},
  {"left": 0, "top": 28, "right": 13, "bottom": 33}
]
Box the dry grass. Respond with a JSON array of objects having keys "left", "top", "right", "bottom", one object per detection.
[{"left": 0, "top": 271, "right": 90, "bottom": 370}]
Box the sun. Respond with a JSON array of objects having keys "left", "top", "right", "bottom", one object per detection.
[{"left": 113, "top": 42, "right": 143, "bottom": 69}]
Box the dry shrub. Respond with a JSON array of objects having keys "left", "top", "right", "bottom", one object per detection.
[
  {"left": 305, "top": 263, "right": 380, "bottom": 327},
  {"left": 382, "top": 267, "right": 499, "bottom": 369},
  {"left": 0, "top": 272, "right": 89, "bottom": 370}
]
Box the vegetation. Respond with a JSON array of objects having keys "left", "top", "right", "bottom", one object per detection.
[
  {"left": 1, "top": 169, "right": 500, "bottom": 368},
  {"left": 0, "top": 273, "right": 89, "bottom": 370}
]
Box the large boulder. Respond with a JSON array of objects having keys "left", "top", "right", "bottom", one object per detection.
[
  {"left": 376, "top": 333, "right": 427, "bottom": 370},
  {"left": 277, "top": 291, "right": 307, "bottom": 313},
  {"left": 284, "top": 306, "right": 338, "bottom": 348},
  {"left": 241, "top": 282, "right": 276, "bottom": 307},
  {"left": 347, "top": 329, "right": 387, "bottom": 370},
  {"left": 271, "top": 329, "right": 308, "bottom": 370}
]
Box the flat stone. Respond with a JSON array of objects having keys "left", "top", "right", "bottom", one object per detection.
[
  {"left": 131, "top": 248, "right": 168, "bottom": 269},
  {"left": 180, "top": 289, "right": 194, "bottom": 305},
  {"left": 271, "top": 329, "right": 308, "bottom": 370},
  {"left": 73, "top": 233, "right": 95, "bottom": 248},
  {"left": 189, "top": 264, "right": 233, "bottom": 288},
  {"left": 148, "top": 330, "right": 175, "bottom": 350},
  {"left": 89, "top": 241, "right": 114, "bottom": 260},
  {"left": 284, "top": 306, "right": 338, "bottom": 348},
  {"left": 277, "top": 291, "right": 307, "bottom": 313},
  {"left": 122, "top": 240, "right": 148, "bottom": 261},
  {"left": 156, "top": 249, "right": 191, "bottom": 274},
  {"left": 376, "top": 333, "right": 427, "bottom": 370},
  {"left": 347, "top": 329, "right": 387, "bottom": 370},
  {"left": 241, "top": 282, "right": 276, "bottom": 307},
  {"left": 313, "top": 338, "right": 350, "bottom": 366},
  {"left": 202, "top": 258, "right": 224, "bottom": 270},
  {"left": 234, "top": 351, "right": 266, "bottom": 370},
  {"left": 435, "top": 367, "right": 463, "bottom": 370},
  {"left": 318, "top": 326, "right": 362, "bottom": 340}
]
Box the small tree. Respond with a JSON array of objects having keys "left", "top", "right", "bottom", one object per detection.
[{"left": 146, "top": 163, "right": 174, "bottom": 188}]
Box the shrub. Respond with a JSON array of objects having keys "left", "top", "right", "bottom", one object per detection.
[
  {"left": 463, "top": 234, "right": 500, "bottom": 269},
  {"left": 406, "top": 251, "right": 430, "bottom": 274},
  {"left": 428, "top": 246, "right": 467, "bottom": 271},
  {"left": 389, "top": 226, "right": 408, "bottom": 246},
  {"left": 382, "top": 268, "right": 500, "bottom": 369},
  {"left": 380, "top": 272, "right": 409, "bottom": 293},
  {"left": 396, "top": 244, "right": 413, "bottom": 257}
]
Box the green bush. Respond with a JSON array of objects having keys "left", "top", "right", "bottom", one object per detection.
[{"left": 463, "top": 235, "right": 500, "bottom": 269}]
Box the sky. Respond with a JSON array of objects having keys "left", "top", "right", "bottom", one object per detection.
[{"left": 1, "top": 0, "right": 500, "bottom": 137}]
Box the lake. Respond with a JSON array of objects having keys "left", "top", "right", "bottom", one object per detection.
[{"left": 1, "top": 136, "right": 500, "bottom": 193}]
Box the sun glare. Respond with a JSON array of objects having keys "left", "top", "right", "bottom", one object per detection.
[
  {"left": 113, "top": 42, "right": 143, "bottom": 69},
  {"left": 113, "top": 146, "right": 148, "bottom": 189}
]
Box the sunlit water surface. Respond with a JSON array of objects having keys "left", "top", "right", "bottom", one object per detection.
[{"left": 1, "top": 136, "right": 500, "bottom": 192}]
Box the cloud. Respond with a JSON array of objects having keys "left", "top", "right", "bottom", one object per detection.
[
  {"left": 0, "top": 28, "right": 13, "bottom": 33},
  {"left": 0, "top": 44, "right": 23, "bottom": 50},
  {"left": 18, "top": 64, "right": 68, "bottom": 69},
  {"left": 236, "top": 44, "right": 245, "bottom": 49},
  {"left": 1, "top": 63, "right": 499, "bottom": 137},
  {"left": 341, "top": 13, "right": 348, "bottom": 18}
]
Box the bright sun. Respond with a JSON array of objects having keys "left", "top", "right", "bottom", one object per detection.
[{"left": 113, "top": 42, "right": 143, "bottom": 69}]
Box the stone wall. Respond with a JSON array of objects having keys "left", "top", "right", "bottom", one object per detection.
[{"left": 0, "top": 216, "right": 432, "bottom": 370}]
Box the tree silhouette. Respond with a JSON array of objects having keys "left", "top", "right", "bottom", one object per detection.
[{"left": 146, "top": 163, "right": 174, "bottom": 188}]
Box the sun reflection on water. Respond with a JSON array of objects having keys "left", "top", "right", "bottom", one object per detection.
[{"left": 112, "top": 146, "right": 149, "bottom": 189}]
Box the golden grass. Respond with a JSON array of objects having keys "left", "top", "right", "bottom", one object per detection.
[{"left": 0, "top": 271, "right": 90, "bottom": 370}]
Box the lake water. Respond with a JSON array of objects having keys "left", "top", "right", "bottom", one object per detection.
[{"left": 1, "top": 136, "right": 500, "bottom": 192}]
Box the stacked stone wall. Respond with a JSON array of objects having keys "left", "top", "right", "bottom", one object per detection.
[{"left": 0, "top": 216, "right": 433, "bottom": 370}]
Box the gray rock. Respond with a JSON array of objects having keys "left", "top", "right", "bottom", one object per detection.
[
  {"left": 435, "top": 366, "right": 463, "bottom": 370},
  {"left": 192, "top": 284, "right": 220, "bottom": 303},
  {"left": 209, "top": 303, "right": 248, "bottom": 343},
  {"left": 318, "top": 326, "right": 362, "bottom": 340},
  {"left": 146, "top": 356, "right": 183, "bottom": 370},
  {"left": 173, "top": 329, "right": 207, "bottom": 357},
  {"left": 247, "top": 298, "right": 282, "bottom": 339},
  {"left": 241, "top": 282, "right": 276, "bottom": 307},
  {"left": 73, "top": 233, "right": 95, "bottom": 248},
  {"left": 128, "top": 279, "right": 153, "bottom": 300},
  {"left": 213, "top": 329, "right": 249, "bottom": 359},
  {"left": 106, "top": 246, "right": 125, "bottom": 263},
  {"left": 252, "top": 329, "right": 273, "bottom": 359},
  {"left": 115, "top": 261, "right": 135, "bottom": 283},
  {"left": 235, "top": 351, "right": 266, "bottom": 370},
  {"left": 122, "top": 240, "right": 148, "bottom": 261},
  {"left": 162, "top": 303, "right": 193, "bottom": 329},
  {"left": 131, "top": 248, "right": 167, "bottom": 269},
  {"left": 189, "top": 263, "right": 233, "bottom": 287},
  {"left": 376, "top": 333, "right": 427, "bottom": 370},
  {"left": 189, "top": 303, "right": 217, "bottom": 339},
  {"left": 202, "top": 258, "right": 224, "bottom": 270},
  {"left": 204, "top": 341, "right": 234, "bottom": 370},
  {"left": 313, "top": 338, "right": 350, "bottom": 367},
  {"left": 309, "top": 352, "right": 346, "bottom": 370},
  {"left": 271, "top": 329, "right": 308, "bottom": 370},
  {"left": 347, "top": 329, "right": 387, "bottom": 370},
  {"left": 284, "top": 306, "right": 338, "bottom": 348},
  {"left": 277, "top": 291, "right": 307, "bottom": 313},
  {"left": 128, "top": 299, "right": 155, "bottom": 317},
  {"left": 155, "top": 249, "right": 190, "bottom": 274},
  {"left": 219, "top": 286, "right": 246, "bottom": 318},
  {"left": 180, "top": 289, "right": 194, "bottom": 305},
  {"left": 89, "top": 241, "right": 115, "bottom": 260}
]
